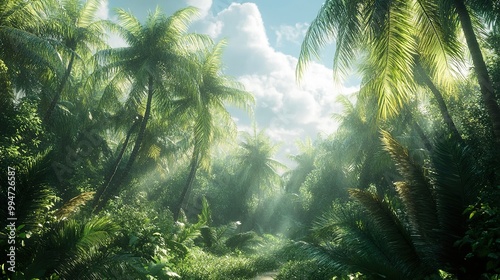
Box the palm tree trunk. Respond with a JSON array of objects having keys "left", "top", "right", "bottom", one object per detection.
[
  {"left": 94, "top": 75, "right": 154, "bottom": 212},
  {"left": 358, "top": 146, "right": 376, "bottom": 189},
  {"left": 44, "top": 51, "right": 75, "bottom": 122},
  {"left": 415, "top": 63, "right": 463, "bottom": 144},
  {"left": 453, "top": 0, "right": 500, "bottom": 145},
  {"left": 412, "top": 119, "right": 433, "bottom": 152},
  {"left": 92, "top": 117, "right": 140, "bottom": 212},
  {"left": 174, "top": 148, "right": 200, "bottom": 221}
]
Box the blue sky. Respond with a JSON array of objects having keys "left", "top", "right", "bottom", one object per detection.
[{"left": 101, "top": 0, "right": 359, "bottom": 163}]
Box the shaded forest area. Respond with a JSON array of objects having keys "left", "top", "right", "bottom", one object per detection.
[{"left": 1, "top": 0, "right": 499, "bottom": 279}]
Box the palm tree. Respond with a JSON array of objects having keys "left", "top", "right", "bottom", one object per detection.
[
  {"left": 92, "top": 6, "right": 209, "bottom": 212},
  {"left": 449, "top": 0, "right": 500, "bottom": 143},
  {"left": 298, "top": 0, "right": 500, "bottom": 144},
  {"left": 413, "top": 61, "right": 464, "bottom": 144},
  {"left": 334, "top": 94, "right": 381, "bottom": 187},
  {"left": 302, "top": 131, "right": 485, "bottom": 279},
  {"left": 237, "top": 128, "right": 285, "bottom": 199},
  {"left": 0, "top": 0, "right": 61, "bottom": 97},
  {"left": 234, "top": 128, "right": 285, "bottom": 229},
  {"left": 173, "top": 40, "right": 254, "bottom": 220},
  {"left": 284, "top": 138, "right": 316, "bottom": 194},
  {"left": 41, "top": 0, "right": 108, "bottom": 122}
]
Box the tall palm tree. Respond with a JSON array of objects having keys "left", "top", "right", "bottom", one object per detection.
[
  {"left": 449, "top": 0, "right": 500, "bottom": 142},
  {"left": 234, "top": 127, "right": 285, "bottom": 230},
  {"left": 92, "top": 6, "right": 209, "bottom": 212},
  {"left": 297, "top": 0, "right": 482, "bottom": 144},
  {"left": 173, "top": 40, "right": 254, "bottom": 220},
  {"left": 40, "top": 0, "right": 108, "bottom": 122},
  {"left": 298, "top": 0, "right": 500, "bottom": 144}
]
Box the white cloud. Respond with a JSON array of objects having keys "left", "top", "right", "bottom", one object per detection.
[
  {"left": 96, "top": 1, "right": 128, "bottom": 48},
  {"left": 184, "top": 0, "right": 213, "bottom": 17},
  {"left": 274, "top": 22, "right": 309, "bottom": 47},
  {"left": 189, "top": 3, "right": 360, "bottom": 164}
]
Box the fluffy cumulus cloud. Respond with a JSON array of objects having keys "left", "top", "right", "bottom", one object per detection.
[
  {"left": 184, "top": 0, "right": 213, "bottom": 17},
  {"left": 274, "top": 22, "right": 309, "bottom": 47},
  {"left": 102, "top": 1, "right": 358, "bottom": 164},
  {"left": 192, "top": 3, "right": 357, "bottom": 162}
]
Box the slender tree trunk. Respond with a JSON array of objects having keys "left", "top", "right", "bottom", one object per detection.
[
  {"left": 174, "top": 148, "right": 200, "bottom": 221},
  {"left": 94, "top": 75, "right": 154, "bottom": 212},
  {"left": 415, "top": 63, "right": 464, "bottom": 144},
  {"left": 44, "top": 52, "right": 75, "bottom": 122},
  {"left": 412, "top": 119, "right": 433, "bottom": 152},
  {"left": 453, "top": 0, "right": 500, "bottom": 145},
  {"left": 358, "top": 145, "right": 376, "bottom": 189},
  {"left": 92, "top": 117, "right": 140, "bottom": 212}
]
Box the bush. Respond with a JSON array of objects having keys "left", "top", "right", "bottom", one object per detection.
[
  {"left": 176, "top": 248, "right": 257, "bottom": 280},
  {"left": 276, "top": 259, "right": 335, "bottom": 280}
]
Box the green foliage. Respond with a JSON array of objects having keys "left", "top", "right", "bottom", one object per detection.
[
  {"left": 0, "top": 99, "right": 46, "bottom": 166},
  {"left": 457, "top": 189, "right": 500, "bottom": 277},
  {"left": 176, "top": 235, "right": 284, "bottom": 279},
  {"left": 1, "top": 0, "right": 500, "bottom": 278},
  {"left": 299, "top": 132, "right": 493, "bottom": 279},
  {"left": 276, "top": 259, "right": 336, "bottom": 280},
  {"left": 176, "top": 247, "right": 258, "bottom": 280},
  {"left": 17, "top": 216, "right": 137, "bottom": 280}
]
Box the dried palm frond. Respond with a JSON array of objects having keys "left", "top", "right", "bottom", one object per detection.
[{"left": 54, "top": 191, "right": 95, "bottom": 219}]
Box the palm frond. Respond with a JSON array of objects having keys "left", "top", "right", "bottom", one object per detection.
[
  {"left": 350, "top": 189, "right": 427, "bottom": 273},
  {"left": 430, "top": 138, "right": 482, "bottom": 267},
  {"left": 297, "top": 0, "right": 357, "bottom": 80},
  {"left": 54, "top": 191, "right": 95, "bottom": 220},
  {"left": 413, "top": 0, "right": 463, "bottom": 88},
  {"left": 308, "top": 201, "right": 432, "bottom": 278},
  {"left": 363, "top": 0, "right": 416, "bottom": 118},
  {"left": 23, "top": 216, "right": 121, "bottom": 279},
  {"left": 2, "top": 149, "right": 58, "bottom": 232},
  {"left": 381, "top": 130, "right": 440, "bottom": 250}
]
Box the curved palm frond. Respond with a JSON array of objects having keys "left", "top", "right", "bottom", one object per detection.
[
  {"left": 297, "top": 0, "right": 363, "bottom": 81},
  {"left": 413, "top": 0, "right": 463, "bottom": 89},
  {"left": 307, "top": 200, "right": 434, "bottom": 279},
  {"left": 22, "top": 216, "right": 130, "bottom": 279},
  {"left": 381, "top": 129, "right": 439, "bottom": 243},
  {"left": 429, "top": 138, "right": 483, "bottom": 272}
]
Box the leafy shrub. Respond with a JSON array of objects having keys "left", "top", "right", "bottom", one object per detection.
[
  {"left": 276, "top": 259, "right": 336, "bottom": 280},
  {"left": 176, "top": 248, "right": 257, "bottom": 280}
]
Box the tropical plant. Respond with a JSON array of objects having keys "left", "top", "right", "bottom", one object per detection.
[
  {"left": 301, "top": 131, "right": 487, "bottom": 279},
  {"left": 296, "top": 0, "right": 500, "bottom": 147},
  {"left": 19, "top": 216, "right": 138, "bottom": 279},
  {"left": 284, "top": 138, "right": 316, "bottom": 194},
  {"left": 0, "top": 0, "right": 58, "bottom": 96},
  {"left": 41, "top": 0, "right": 108, "bottom": 122},
  {"left": 237, "top": 128, "right": 285, "bottom": 199},
  {"left": 233, "top": 128, "right": 286, "bottom": 230},
  {"left": 172, "top": 40, "right": 254, "bottom": 220},
  {"left": 92, "top": 6, "right": 209, "bottom": 211}
]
